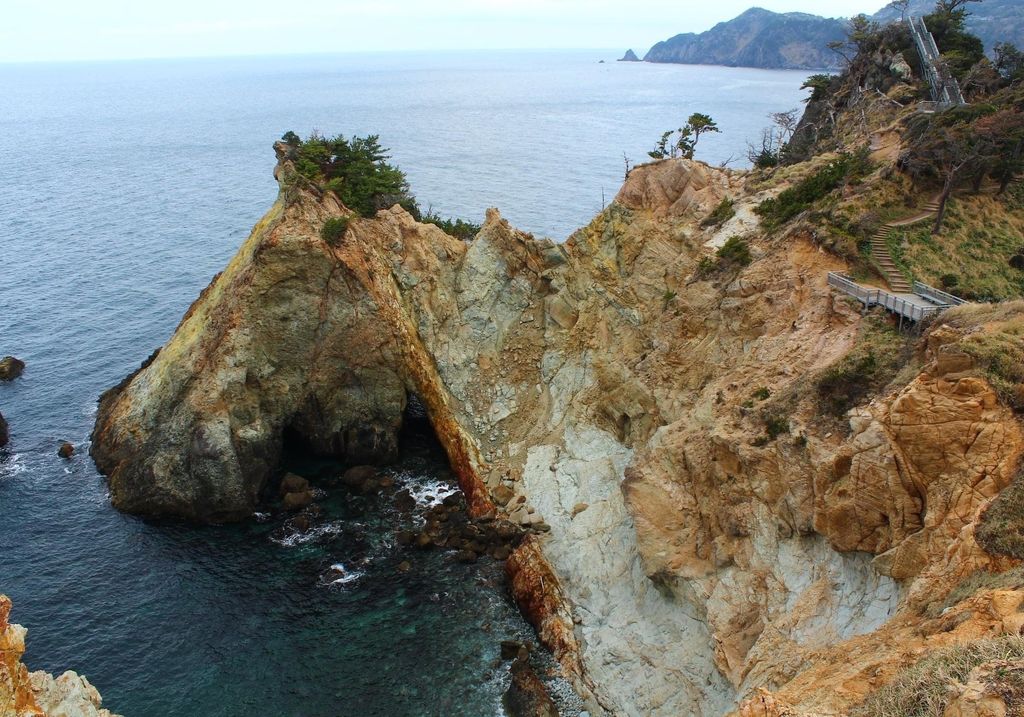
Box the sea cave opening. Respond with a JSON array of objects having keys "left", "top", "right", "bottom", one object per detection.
[{"left": 264, "top": 394, "right": 583, "bottom": 713}]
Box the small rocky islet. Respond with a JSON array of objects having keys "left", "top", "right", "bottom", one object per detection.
[
  {"left": 0, "top": 357, "right": 24, "bottom": 449},
  {"left": 0, "top": 356, "right": 25, "bottom": 382}
]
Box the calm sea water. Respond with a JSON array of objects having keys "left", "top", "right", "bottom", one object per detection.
[{"left": 0, "top": 50, "right": 809, "bottom": 716}]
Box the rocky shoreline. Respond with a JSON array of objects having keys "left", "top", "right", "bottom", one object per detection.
[
  {"left": 262, "top": 448, "right": 580, "bottom": 716},
  {"left": 1, "top": 596, "right": 120, "bottom": 717}
]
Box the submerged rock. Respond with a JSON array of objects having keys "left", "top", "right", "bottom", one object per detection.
[
  {"left": 340, "top": 465, "right": 380, "bottom": 493},
  {"left": 0, "top": 412, "right": 7, "bottom": 448},
  {"left": 0, "top": 356, "right": 24, "bottom": 381}
]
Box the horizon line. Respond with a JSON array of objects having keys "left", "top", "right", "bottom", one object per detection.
[{"left": 0, "top": 46, "right": 646, "bottom": 67}]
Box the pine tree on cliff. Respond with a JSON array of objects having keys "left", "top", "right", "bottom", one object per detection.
[{"left": 647, "top": 113, "right": 720, "bottom": 160}]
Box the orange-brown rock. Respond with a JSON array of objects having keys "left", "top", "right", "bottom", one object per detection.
[
  {"left": 1, "top": 596, "right": 118, "bottom": 717},
  {"left": 614, "top": 158, "right": 734, "bottom": 217},
  {"left": 1, "top": 595, "right": 43, "bottom": 717},
  {"left": 89, "top": 144, "right": 1024, "bottom": 716},
  {"left": 942, "top": 659, "right": 1023, "bottom": 717}
]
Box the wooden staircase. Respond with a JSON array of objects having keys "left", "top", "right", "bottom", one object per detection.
[
  {"left": 870, "top": 197, "right": 942, "bottom": 294},
  {"left": 870, "top": 226, "right": 912, "bottom": 293}
]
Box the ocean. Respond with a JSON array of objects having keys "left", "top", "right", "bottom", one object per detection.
[{"left": 0, "top": 50, "right": 809, "bottom": 716}]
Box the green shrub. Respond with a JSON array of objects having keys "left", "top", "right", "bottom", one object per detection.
[
  {"left": 851, "top": 636, "right": 1024, "bottom": 717},
  {"left": 764, "top": 414, "right": 789, "bottom": 440},
  {"left": 924, "top": 9, "right": 986, "bottom": 81},
  {"left": 717, "top": 236, "right": 752, "bottom": 266},
  {"left": 801, "top": 74, "right": 833, "bottom": 103},
  {"left": 281, "top": 131, "right": 415, "bottom": 218},
  {"left": 421, "top": 212, "right": 481, "bottom": 241},
  {"left": 695, "top": 237, "right": 753, "bottom": 280},
  {"left": 939, "top": 273, "right": 960, "bottom": 290},
  {"left": 756, "top": 151, "right": 872, "bottom": 230},
  {"left": 695, "top": 256, "right": 717, "bottom": 278},
  {"left": 320, "top": 216, "right": 351, "bottom": 246},
  {"left": 753, "top": 387, "right": 771, "bottom": 401},
  {"left": 701, "top": 198, "right": 736, "bottom": 228}
]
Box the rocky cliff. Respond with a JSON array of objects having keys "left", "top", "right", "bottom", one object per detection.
[
  {"left": 643, "top": 8, "right": 845, "bottom": 70},
  {"left": 91, "top": 139, "right": 1024, "bottom": 715},
  {"left": 639, "top": 2, "right": 1024, "bottom": 72},
  {"left": 0, "top": 596, "right": 119, "bottom": 717}
]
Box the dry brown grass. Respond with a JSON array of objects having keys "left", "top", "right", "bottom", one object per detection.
[
  {"left": 851, "top": 637, "right": 1024, "bottom": 717},
  {"left": 936, "top": 302, "right": 1024, "bottom": 411},
  {"left": 893, "top": 195, "right": 1024, "bottom": 302}
]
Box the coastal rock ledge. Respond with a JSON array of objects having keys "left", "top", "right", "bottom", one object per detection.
[
  {"left": 1, "top": 596, "right": 120, "bottom": 717},
  {"left": 91, "top": 147, "right": 1024, "bottom": 716}
]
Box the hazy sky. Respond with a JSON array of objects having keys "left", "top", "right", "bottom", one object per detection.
[{"left": 2, "top": 0, "right": 882, "bottom": 63}]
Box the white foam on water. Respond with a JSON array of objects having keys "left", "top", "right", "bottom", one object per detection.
[
  {"left": 394, "top": 471, "right": 459, "bottom": 509},
  {"left": 321, "top": 563, "right": 364, "bottom": 587},
  {"left": 271, "top": 519, "right": 346, "bottom": 547},
  {"left": 0, "top": 452, "right": 28, "bottom": 479}
]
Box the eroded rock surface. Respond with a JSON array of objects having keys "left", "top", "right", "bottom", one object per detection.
[{"left": 91, "top": 150, "right": 1024, "bottom": 716}]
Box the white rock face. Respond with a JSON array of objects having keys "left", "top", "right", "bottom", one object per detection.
[
  {"left": 29, "top": 672, "right": 118, "bottom": 717},
  {"left": 523, "top": 427, "right": 733, "bottom": 716}
]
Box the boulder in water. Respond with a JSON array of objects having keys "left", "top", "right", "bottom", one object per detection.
[
  {"left": 501, "top": 640, "right": 525, "bottom": 660},
  {"left": 341, "top": 465, "right": 378, "bottom": 491},
  {"left": 504, "top": 658, "right": 559, "bottom": 717},
  {"left": 0, "top": 412, "right": 7, "bottom": 448},
  {"left": 0, "top": 357, "right": 25, "bottom": 381},
  {"left": 279, "top": 472, "right": 310, "bottom": 496},
  {"left": 281, "top": 490, "right": 314, "bottom": 511},
  {"left": 58, "top": 442, "right": 74, "bottom": 459},
  {"left": 393, "top": 489, "right": 416, "bottom": 512}
]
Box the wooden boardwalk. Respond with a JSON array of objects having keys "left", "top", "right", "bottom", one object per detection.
[{"left": 828, "top": 273, "right": 966, "bottom": 324}]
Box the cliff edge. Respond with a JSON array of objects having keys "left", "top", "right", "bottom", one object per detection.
[
  {"left": 1, "top": 596, "right": 119, "bottom": 717},
  {"left": 89, "top": 133, "right": 1024, "bottom": 715}
]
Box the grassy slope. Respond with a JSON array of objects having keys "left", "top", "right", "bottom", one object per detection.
[{"left": 891, "top": 190, "right": 1024, "bottom": 301}]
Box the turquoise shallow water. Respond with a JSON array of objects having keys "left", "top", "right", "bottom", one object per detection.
[{"left": 0, "top": 50, "right": 809, "bottom": 715}]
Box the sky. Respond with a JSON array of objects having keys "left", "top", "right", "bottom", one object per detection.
[{"left": 1, "top": 0, "right": 882, "bottom": 63}]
